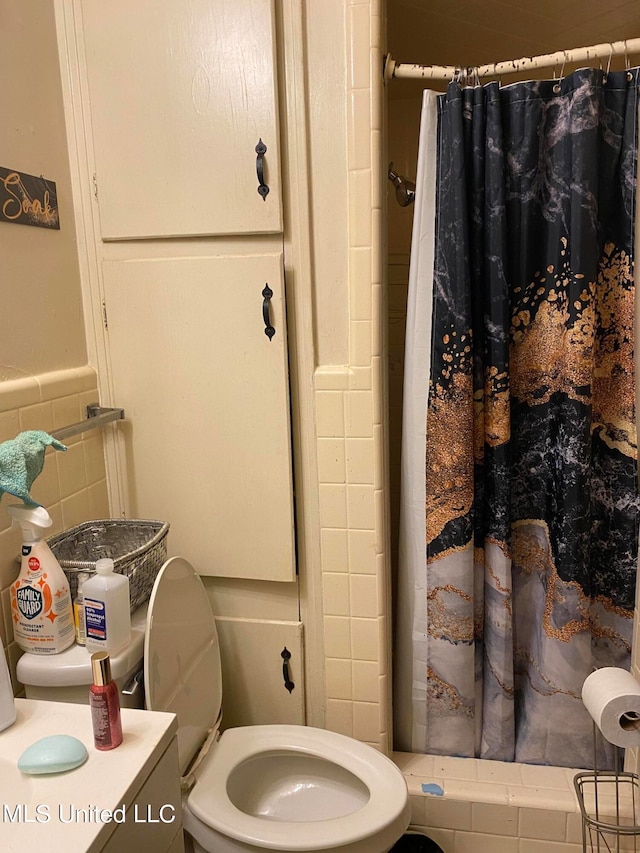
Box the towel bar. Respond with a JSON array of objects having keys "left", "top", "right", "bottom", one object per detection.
[{"left": 51, "top": 404, "right": 125, "bottom": 441}]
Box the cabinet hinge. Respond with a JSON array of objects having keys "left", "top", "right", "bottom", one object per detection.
[
  {"left": 102, "top": 300, "right": 108, "bottom": 330},
  {"left": 92, "top": 173, "right": 99, "bottom": 201}
]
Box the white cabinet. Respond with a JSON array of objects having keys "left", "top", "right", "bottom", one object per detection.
[
  {"left": 102, "top": 251, "right": 296, "bottom": 582},
  {"left": 215, "top": 617, "right": 305, "bottom": 728},
  {"left": 80, "top": 0, "right": 282, "bottom": 239}
]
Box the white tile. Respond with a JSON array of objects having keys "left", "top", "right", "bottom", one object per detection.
[
  {"left": 319, "top": 484, "right": 347, "bottom": 528},
  {"left": 348, "top": 529, "right": 377, "bottom": 572},
  {"left": 349, "top": 247, "right": 373, "bottom": 320},
  {"left": 446, "top": 779, "right": 509, "bottom": 805},
  {"left": 348, "top": 4, "right": 371, "bottom": 91},
  {"left": 455, "top": 830, "right": 518, "bottom": 852},
  {"left": 471, "top": 802, "right": 518, "bottom": 835},
  {"left": 345, "top": 391, "right": 374, "bottom": 437},
  {"left": 349, "top": 319, "right": 372, "bottom": 367},
  {"left": 352, "top": 700, "right": 380, "bottom": 742},
  {"left": 518, "top": 840, "right": 581, "bottom": 853},
  {"left": 322, "top": 573, "right": 350, "bottom": 616},
  {"left": 350, "top": 616, "right": 379, "bottom": 660},
  {"left": 348, "top": 169, "right": 372, "bottom": 248},
  {"left": 325, "top": 699, "right": 353, "bottom": 737},
  {"left": 424, "top": 797, "right": 473, "bottom": 831},
  {"left": 321, "top": 528, "right": 349, "bottom": 572},
  {"left": 315, "top": 391, "right": 345, "bottom": 437},
  {"left": 317, "top": 438, "right": 346, "bottom": 484},
  {"left": 345, "top": 438, "right": 375, "bottom": 484},
  {"left": 349, "top": 574, "right": 378, "bottom": 617},
  {"left": 518, "top": 807, "right": 568, "bottom": 841},
  {"left": 347, "top": 484, "right": 376, "bottom": 529},
  {"left": 352, "top": 659, "right": 379, "bottom": 702},
  {"left": 325, "top": 658, "right": 352, "bottom": 700},
  {"left": 323, "top": 616, "right": 351, "bottom": 658},
  {"left": 0, "top": 377, "right": 40, "bottom": 411}
]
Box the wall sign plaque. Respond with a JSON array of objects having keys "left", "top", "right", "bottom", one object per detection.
[{"left": 0, "top": 167, "right": 59, "bottom": 229}]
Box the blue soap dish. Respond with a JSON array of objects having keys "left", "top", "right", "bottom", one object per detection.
[{"left": 18, "top": 734, "right": 88, "bottom": 775}]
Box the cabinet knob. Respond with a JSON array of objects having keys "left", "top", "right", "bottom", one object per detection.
[{"left": 255, "top": 139, "right": 270, "bottom": 200}]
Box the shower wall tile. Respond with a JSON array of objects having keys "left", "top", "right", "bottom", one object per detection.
[
  {"left": 348, "top": 4, "right": 372, "bottom": 90},
  {"left": 321, "top": 528, "right": 349, "bottom": 572},
  {"left": 348, "top": 90, "right": 373, "bottom": 172},
  {"left": 349, "top": 248, "right": 373, "bottom": 320},
  {"left": 316, "top": 0, "right": 389, "bottom": 754},
  {"left": 325, "top": 658, "right": 352, "bottom": 700},
  {"left": 345, "top": 438, "right": 375, "bottom": 484},
  {"left": 352, "top": 658, "right": 379, "bottom": 701},
  {"left": 349, "top": 574, "right": 378, "bottom": 617},
  {"left": 347, "top": 529, "right": 377, "bottom": 573},
  {"left": 315, "top": 391, "right": 345, "bottom": 436},
  {"left": 322, "top": 573, "right": 351, "bottom": 616},
  {"left": 350, "top": 616, "right": 378, "bottom": 659},
  {"left": 0, "top": 366, "right": 109, "bottom": 696},
  {"left": 317, "top": 438, "right": 347, "bottom": 483},
  {"left": 323, "top": 616, "right": 352, "bottom": 658},
  {"left": 350, "top": 319, "right": 373, "bottom": 366},
  {"left": 346, "top": 483, "right": 375, "bottom": 528},
  {"left": 348, "top": 366, "right": 372, "bottom": 390},
  {"left": 348, "top": 169, "right": 373, "bottom": 246},
  {"left": 325, "top": 698, "right": 353, "bottom": 737},
  {"left": 318, "top": 484, "right": 348, "bottom": 528},
  {"left": 345, "top": 391, "right": 374, "bottom": 436}
]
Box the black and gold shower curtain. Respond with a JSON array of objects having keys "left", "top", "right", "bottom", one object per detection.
[{"left": 397, "top": 69, "right": 640, "bottom": 767}]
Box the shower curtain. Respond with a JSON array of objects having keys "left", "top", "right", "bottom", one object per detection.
[{"left": 395, "top": 68, "right": 640, "bottom": 768}]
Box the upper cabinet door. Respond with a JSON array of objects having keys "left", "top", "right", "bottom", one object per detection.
[{"left": 80, "top": 0, "right": 282, "bottom": 239}]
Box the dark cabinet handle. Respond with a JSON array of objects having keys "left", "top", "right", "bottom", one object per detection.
[
  {"left": 256, "top": 139, "right": 269, "bottom": 200},
  {"left": 262, "top": 284, "right": 275, "bottom": 340},
  {"left": 281, "top": 647, "right": 295, "bottom": 693}
]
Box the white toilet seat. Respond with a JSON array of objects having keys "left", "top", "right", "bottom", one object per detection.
[{"left": 186, "top": 724, "right": 410, "bottom": 851}]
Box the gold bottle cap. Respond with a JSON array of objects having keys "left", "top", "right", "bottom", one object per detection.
[{"left": 91, "top": 652, "right": 112, "bottom": 686}]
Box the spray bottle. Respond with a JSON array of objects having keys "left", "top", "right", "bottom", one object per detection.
[{"left": 8, "top": 505, "right": 75, "bottom": 654}]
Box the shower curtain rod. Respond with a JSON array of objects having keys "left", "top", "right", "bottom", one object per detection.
[{"left": 384, "top": 37, "right": 640, "bottom": 82}]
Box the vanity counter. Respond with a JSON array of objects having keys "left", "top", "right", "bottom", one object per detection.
[{"left": 0, "top": 698, "right": 183, "bottom": 852}]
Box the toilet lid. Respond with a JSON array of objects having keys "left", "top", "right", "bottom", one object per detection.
[{"left": 144, "top": 557, "right": 222, "bottom": 774}]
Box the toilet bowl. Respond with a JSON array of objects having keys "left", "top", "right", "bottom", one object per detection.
[{"left": 19, "top": 556, "right": 411, "bottom": 852}]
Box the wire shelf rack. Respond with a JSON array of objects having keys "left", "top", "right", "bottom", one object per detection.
[{"left": 574, "top": 724, "right": 640, "bottom": 852}]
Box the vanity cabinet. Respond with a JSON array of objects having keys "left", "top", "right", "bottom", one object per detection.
[{"left": 80, "top": 0, "right": 282, "bottom": 239}]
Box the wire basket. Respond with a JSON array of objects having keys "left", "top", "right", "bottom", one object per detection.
[
  {"left": 574, "top": 724, "right": 640, "bottom": 852},
  {"left": 47, "top": 519, "right": 169, "bottom": 612}
]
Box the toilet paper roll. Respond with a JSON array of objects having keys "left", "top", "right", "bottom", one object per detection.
[{"left": 582, "top": 667, "right": 640, "bottom": 748}]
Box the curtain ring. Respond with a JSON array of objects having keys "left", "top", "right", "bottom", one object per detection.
[
  {"left": 473, "top": 66, "right": 480, "bottom": 88},
  {"left": 553, "top": 51, "right": 568, "bottom": 94},
  {"left": 452, "top": 66, "right": 462, "bottom": 85},
  {"left": 603, "top": 43, "right": 613, "bottom": 83},
  {"left": 624, "top": 40, "right": 633, "bottom": 81}
]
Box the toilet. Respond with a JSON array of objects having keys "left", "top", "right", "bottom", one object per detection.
[{"left": 18, "top": 556, "right": 411, "bottom": 853}]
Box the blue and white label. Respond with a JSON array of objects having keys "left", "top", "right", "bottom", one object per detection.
[{"left": 84, "top": 599, "right": 107, "bottom": 641}]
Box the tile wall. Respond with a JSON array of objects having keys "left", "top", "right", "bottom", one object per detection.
[
  {"left": 315, "top": 0, "right": 391, "bottom": 751},
  {"left": 0, "top": 366, "right": 110, "bottom": 694}
]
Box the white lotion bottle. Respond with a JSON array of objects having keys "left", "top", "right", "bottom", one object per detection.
[
  {"left": 84, "top": 559, "right": 131, "bottom": 656},
  {"left": 0, "top": 645, "right": 16, "bottom": 732}
]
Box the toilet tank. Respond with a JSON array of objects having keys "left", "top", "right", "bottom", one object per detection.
[{"left": 17, "top": 604, "right": 148, "bottom": 710}]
